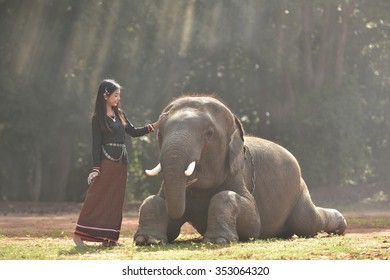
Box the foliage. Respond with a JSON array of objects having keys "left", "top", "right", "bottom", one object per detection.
[
  {"left": 292, "top": 80, "right": 370, "bottom": 186},
  {"left": 0, "top": 0, "right": 389, "bottom": 201}
]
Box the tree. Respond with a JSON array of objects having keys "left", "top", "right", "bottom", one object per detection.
[{"left": 0, "top": 0, "right": 388, "bottom": 202}]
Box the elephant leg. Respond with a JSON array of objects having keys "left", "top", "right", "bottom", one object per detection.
[
  {"left": 285, "top": 180, "right": 347, "bottom": 237},
  {"left": 134, "top": 195, "right": 185, "bottom": 245},
  {"left": 316, "top": 207, "right": 347, "bottom": 235},
  {"left": 134, "top": 195, "right": 169, "bottom": 245},
  {"left": 203, "top": 191, "right": 260, "bottom": 244}
]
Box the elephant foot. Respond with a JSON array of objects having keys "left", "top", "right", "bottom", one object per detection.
[
  {"left": 333, "top": 217, "right": 347, "bottom": 235},
  {"left": 325, "top": 209, "right": 347, "bottom": 235},
  {"left": 202, "top": 236, "right": 232, "bottom": 244},
  {"left": 134, "top": 195, "right": 170, "bottom": 246},
  {"left": 134, "top": 232, "right": 167, "bottom": 246},
  {"left": 202, "top": 232, "right": 238, "bottom": 244}
]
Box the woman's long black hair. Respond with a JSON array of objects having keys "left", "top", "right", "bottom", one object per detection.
[{"left": 94, "top": 79, "right": 127, "bottom": 131}]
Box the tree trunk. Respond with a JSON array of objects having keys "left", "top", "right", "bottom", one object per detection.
[
  {"left": 314, "top": 2, "right": 337, "bottom": 88},
  {"left": 335, "top": 2, "right": 354, "bottom": 87},
  {"left": 31, "top": 144, "right": 42, "bottom": 202},
  {"left": 301, "top": 2, "right": 314, "bottom": 89},
  {"left": 41, "top": 130, "right": 73, "bottom": 201}
]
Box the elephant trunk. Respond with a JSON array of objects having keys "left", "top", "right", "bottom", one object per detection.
[
  {"left": 160, "top": 137, "right": 198, "bottom": 219},
  {"left": 163, "top": 168, "right": 187, "bottom": 219}
]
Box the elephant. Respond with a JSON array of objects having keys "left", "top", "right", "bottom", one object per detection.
[{"left": 134, "top": 95, "right": 347, "bottom": 245}]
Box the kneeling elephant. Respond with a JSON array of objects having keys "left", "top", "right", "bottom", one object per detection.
[{"left": 134, "top": 96, "right": 347, "bottom": 245}]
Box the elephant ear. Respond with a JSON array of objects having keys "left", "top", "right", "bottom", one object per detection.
[{"left": 229, "top": 115, "right": 245, "bottom": 174}]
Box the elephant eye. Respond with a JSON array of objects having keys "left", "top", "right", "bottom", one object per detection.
[
  {"left": 158, "top": 132, "right": 163, "bottom": 142},
  {"left": 205, "top": 128, "right": 214, "bottom": 139}
]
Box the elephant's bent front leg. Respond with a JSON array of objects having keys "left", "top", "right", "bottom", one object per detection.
[
  {"left": 203, "top": 191, "right": 260, "bottom": 244},
  {"left": 134, "top": 195, "right": 169, "bottom": 245}
]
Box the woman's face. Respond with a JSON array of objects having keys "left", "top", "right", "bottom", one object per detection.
[{"left": 105, "top": 89, "right": 121, "bottom": 107}]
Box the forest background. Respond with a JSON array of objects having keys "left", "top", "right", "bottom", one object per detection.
[{"left": 0, "top": 0, "right": 388, "bottom": 203}]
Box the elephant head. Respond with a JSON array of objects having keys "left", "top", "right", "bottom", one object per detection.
[{"left": 146, "top": 96, "right": 245, "bottom": 219}]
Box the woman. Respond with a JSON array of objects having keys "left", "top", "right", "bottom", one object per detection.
[{"left": 73, "top": 79, "right": 165, "bottom": 247}]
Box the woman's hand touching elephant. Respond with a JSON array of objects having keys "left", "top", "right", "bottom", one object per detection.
[{"left": 152, "top": 111, "right": 169, "bottom": 130}]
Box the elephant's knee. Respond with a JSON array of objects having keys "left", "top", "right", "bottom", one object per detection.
[
  {"left": 211, "top": 191, "right": 239, "bottom": 203},
  {"left": 206, "top": 191, "right": 260, "bottom": 242},
  {"left": 209, "top": 191, "right": 239, "bottom": 214},
  {"left": 141, "top": 194, "right": 161, "bottom": 204},
  {"left": 141, "top": 195, "right": 165, "bottom": 208},
  {"left": 139, "top": 195, "right": 166, "bottom": 219}
]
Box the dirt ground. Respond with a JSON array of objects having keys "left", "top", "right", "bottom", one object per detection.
[
  {"left": 0, "top": 210, "right": 202, "bottom": 241},
  {"left": 2, "top": 182, "right": 390, "bottom": 239},
  {"left": 0, "top": 202, "right": 390, "bottom": 239}
]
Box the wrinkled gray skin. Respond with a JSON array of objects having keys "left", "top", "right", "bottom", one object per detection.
[{"left": 134, "top": 96, "right": 347, "bottom": 245}]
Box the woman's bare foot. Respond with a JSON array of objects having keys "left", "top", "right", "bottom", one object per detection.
[
  {"left": 73, "top": 234, "right": 85, "bottom": 247},
  {"left": 102, "top": 240, "right": 117, "bottom": 247}
]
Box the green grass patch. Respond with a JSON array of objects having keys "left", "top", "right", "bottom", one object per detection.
[
  {"left": 1, "top": 234, "right": 389, "bottom": 260},
  {"left": 1, "top": 213, "right": 389, "bottom": 260},
  {"left": 346, "top": 215, "right": 390, "bottom": 228}
]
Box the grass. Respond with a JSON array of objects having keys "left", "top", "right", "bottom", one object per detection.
[
  {"left": 0, "top": 231, "right": 389, "bottom": 260},
  {"left": 1, "top": 202, "right": 389, "bottom": 260},
  {"left": 346, "top": 215, "right": 390, "bottom": 229}
]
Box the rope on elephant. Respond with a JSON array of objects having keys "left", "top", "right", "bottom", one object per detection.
[{"left": 244, "top": 145, "right": 256, "bottom": 195}]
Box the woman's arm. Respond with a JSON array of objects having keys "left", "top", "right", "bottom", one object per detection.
[
  {"left": 123, "top": 111, "right": 151, "bottom": 137},
  {"left": 123, "top": 111, "right": 168, "bottom": 137}
]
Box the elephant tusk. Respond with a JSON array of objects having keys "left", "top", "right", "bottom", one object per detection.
[
  {"left": 184, "top": 161, "right": 196, "bottom": 176},
  {"left": 145, "top": 163, "right": 162, "bottom": 176}
]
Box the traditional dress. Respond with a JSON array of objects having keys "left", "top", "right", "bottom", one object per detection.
[{"left": 74, "top": 111, "right": 153, "bottom": 244}]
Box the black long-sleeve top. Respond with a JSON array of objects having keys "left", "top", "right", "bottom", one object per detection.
[{"left": 92, "top": 111, "right": 151, "bottom": 168}]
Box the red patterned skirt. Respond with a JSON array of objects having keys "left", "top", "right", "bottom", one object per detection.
[{"left": 74, "top": 160, "right": 127, "bottom": 243}]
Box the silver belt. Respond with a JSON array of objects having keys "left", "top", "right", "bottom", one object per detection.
[
  {"left": 102, "top": 143, "right": 126, "bottom": 162},
  {"left": 106, "top": 143, "right": 126, "bottom": 147}
]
